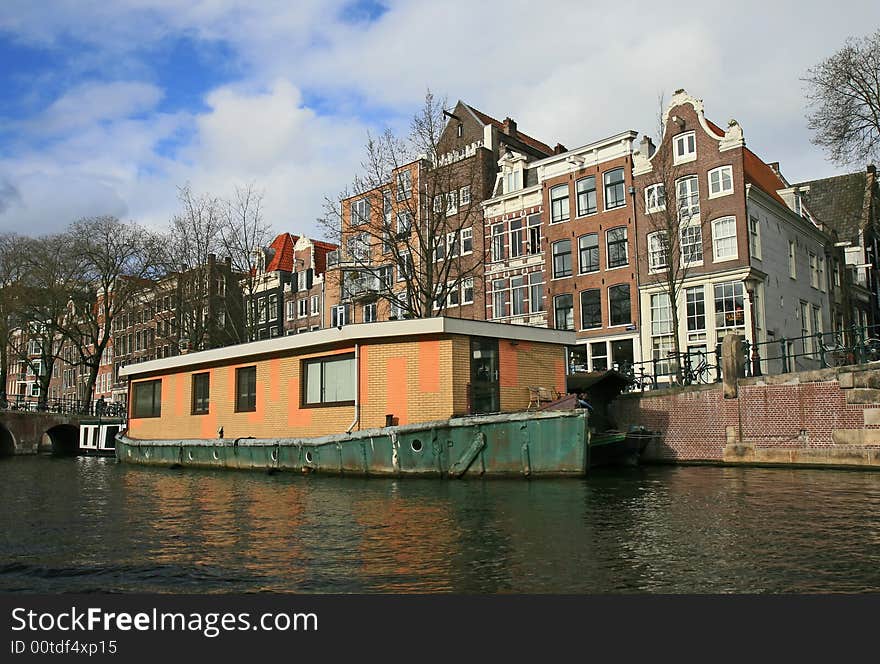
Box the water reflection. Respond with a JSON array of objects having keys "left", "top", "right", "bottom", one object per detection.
[{"left": 1, "top": 456, "right": 880, "bottom": 593}]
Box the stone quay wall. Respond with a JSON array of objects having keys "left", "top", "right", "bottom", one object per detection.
[{"left": 610, "top": 364, "right": 880, "bottom": 470}]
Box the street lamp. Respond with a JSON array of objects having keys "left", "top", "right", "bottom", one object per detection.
[{"left": 744, "top": 277, "right": 762, "bottom": 376}]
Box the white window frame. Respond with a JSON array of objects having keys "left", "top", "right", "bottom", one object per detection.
[
  {"left": 460, "top": 227, "right": 473, "bottom": 255},
  {"left": 461, "top": 277, "right": 474, "bottom": 305},
  {"left": 351, "top": 198, "right": 370, "bottom": 226},
  {"left": 788, "top": 241, "right": 797, "bottom": 279},
  {"left": 285, "top": 300, "right": 296, "bottom": 321},
  {"left": 673, "top": 131, "right": 696, "bottom": 164},
  {"left": 645, "top": 183, "right": 666, "bottom": 213},
  {"left": 680, "top": 223, "right": 704, "bottom": 265},
  {"left": 396, "top": 170, "right": 411, "bottom": 201},
  {"left": 676, "top": 176, "right": 700, "bottom": 220},
  {"left": 459, "top": 186, "right": 471, "bottom": 206},
  {"left": 311, "top": 295, "right": 320, "bottom": 315},
  {"left": 749, "top": 215, "right": 762, "bottom": 260},
  {"left": 550, "top": 184, "right": 570, "bottom": 223},
  {"left": 647, "top": 231, "right": 668, "bottom": 272},
  {"left": 708, "top": 165, "right": 733, "bottom": 198},
  {"left": 298, "top": 299, "right": 308, "bottom": 318},
  {"left": 711, "top": 216, "right": 738, "bottom": 262}
]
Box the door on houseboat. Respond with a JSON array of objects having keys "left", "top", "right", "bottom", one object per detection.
[{"left": 470, "top": 338, "right": 499, "bottom": 414}]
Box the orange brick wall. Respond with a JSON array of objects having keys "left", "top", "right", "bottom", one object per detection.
[
  {"left": 498, "top": 339, "right": 566, "bottom": 410},
  {"left": 127, "top": 334, "right": 567, "bottom": 441}
]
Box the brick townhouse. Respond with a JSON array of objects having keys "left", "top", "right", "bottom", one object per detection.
[
  {"left": 282, "top": 235, "right": 338, "bottom": 335},
  {"left": 327, "top": 101, "right": 554, "bottom": 327},
  {"left": 632, "top": 90, "right": 834, "bottom": 378}
]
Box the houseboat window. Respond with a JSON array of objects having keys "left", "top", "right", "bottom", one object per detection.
[
  {"left": 192, "top": 372, "right": 210, "bottom": 415},
  {"left": 132, "top": 379, "right": 161, "bottom": 418},
  {"left": 235, "top": 366, "right": 257, "bottom": 412},
  {"left": 302, "top": 354, "right": 356, "bottom": 406}
]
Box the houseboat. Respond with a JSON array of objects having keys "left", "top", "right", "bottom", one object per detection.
[{"left": 116, "top": 318, "right": 591, "bottom": 478}]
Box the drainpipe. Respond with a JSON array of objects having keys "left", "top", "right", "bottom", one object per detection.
[{"left": 346, "top": 342, "right": 360, "bottom": 433}]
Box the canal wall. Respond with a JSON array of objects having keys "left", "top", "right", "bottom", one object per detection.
[{"left": 610, "top": 364, "right": 880, "bottom": 469}]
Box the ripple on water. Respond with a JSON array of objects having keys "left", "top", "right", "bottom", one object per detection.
[{"left": 2, "top": 457, "right": 880, "bottom": 592}]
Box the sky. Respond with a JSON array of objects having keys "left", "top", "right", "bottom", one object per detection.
[{"left": 1, "top": 1, "right": 879, "bottom": 240}]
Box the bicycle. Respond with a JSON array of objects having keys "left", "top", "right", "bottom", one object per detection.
[{"left": 682, "top": 357, "right": 716, "bottom": 385}]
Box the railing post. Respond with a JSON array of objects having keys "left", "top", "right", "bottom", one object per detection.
[
  {"left": 780, "top": 337, "right": 788, "bottom": 373},
  {"left": 651, "top": 357, "right": 659, "bottom": 389},
  {"left": 683, "top": 351, "right": 693, "bottom": 385},
  {"left": 714, "top": 343, "right": 722, "bottom": 382},
  {"left": 816, "top": 332, "right": 825, "bottom": 366},
  {"left": 742, "top": 340, "right": 751, "bottom": 377},
  {"left": 853, "top": 324, "right": 864, "bottom": 365}
]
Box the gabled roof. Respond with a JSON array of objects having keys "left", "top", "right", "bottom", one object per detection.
[
  {"left": 742, "top": 148, "right": 787, "bottom": 207},
  {"left": 463, "top": 103, "right": 554, "bottom": 156},
  {"left": 265, "top": 233, "right": 299, "bottom": 273},
  {"left": 793, "top": 171, "right": 873, "bottom": 244}
]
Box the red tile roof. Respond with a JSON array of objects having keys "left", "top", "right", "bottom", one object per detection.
[
  {"left": 705, "top": 118, "right": 726, "bottom": 137},
  {"left": 742, "top": 148, "right": 787, "bottom": 206},
  {"left": 265, "top": 233, "right": 299, "bottom": 273},
  {"left": 466, "top": 104, "right": 554, "bottom": 156}
]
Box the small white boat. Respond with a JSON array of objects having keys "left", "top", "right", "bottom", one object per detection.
[{"left": 79, "top": 418, "right": 124, "bottom": 456}]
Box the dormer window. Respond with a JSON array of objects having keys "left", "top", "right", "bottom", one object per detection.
[
  {"left": 673, "top": 131, "right": 696, "bottom": 164},
  {"left": 504, "top": 169, "right": 522, "bottom": 194}
]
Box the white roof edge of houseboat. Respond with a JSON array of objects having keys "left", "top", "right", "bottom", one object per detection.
[{"left": 119, "top": 317, "right": 576, "bottom": 378}]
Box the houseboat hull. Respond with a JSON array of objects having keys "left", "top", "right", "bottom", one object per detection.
[{"left": 115, "top": 410, "right": 590, "bottom": 478}]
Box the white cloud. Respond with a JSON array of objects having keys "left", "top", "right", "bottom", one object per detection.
[
  {"left": 2, "top": 0, "right": 880, "bottom": 237},
  {"left": 25, "top": 81, "right": 164, "bottom": 136}
]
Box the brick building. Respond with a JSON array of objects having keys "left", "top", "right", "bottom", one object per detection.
[
  {"left": 327, "top": 101, "right": 554, "bottom": 327},
  {"left": 632, "top": 90, "right": 834, "bottom": 378},
  {"left": 282, "top": 235, "right": 338, "bottom": 335}
]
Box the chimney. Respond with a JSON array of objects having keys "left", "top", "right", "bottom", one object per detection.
[
  {"left": 502, "top": 117, "right": 517, "bottom": 136},
  {"left": 553, "top": 143, "right": 567, "bottom": 155},
  {"left": 867, "top": 164, "right": 876, "bottom": 175},
  {"left": 639, "top": 135, "right": 655, "bottom": 158}
]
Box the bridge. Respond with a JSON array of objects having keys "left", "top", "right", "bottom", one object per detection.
[
  {"left": 0, "top": 410, "right": 83, "bottom": 455},
  {"left": 0, "top": 396, "right": 126, "bottom": 456}
]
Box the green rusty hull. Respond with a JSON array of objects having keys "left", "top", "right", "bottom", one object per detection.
[{"left": 115, "top": 410, "right": 590, "bottom": 478}]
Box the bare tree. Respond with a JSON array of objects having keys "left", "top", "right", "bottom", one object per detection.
[
  {"left": 161, "top": 184, "right": 230, "bottom": 351},
  {"left": 636, "top": 97, "right": 714, "bottom": 380},
  {"left": 804, "top": 29, "right": 880, "bottom": 165},
  {"left": 320, "top": 91, "right": 484, "bottom": 320},
  {"left": 11, "top": 235, "right": 81, "bottom": 407},
  {"left": 0, "top": 233, "right": 25, "bottom": 405},
  {"left": 61, "top": 216, "right": 165, "bottom": 404},
  {"left": 219, "top": 184, "right": 272, "bottom": 341}
]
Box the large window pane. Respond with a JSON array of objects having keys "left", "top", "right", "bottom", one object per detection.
[
  {"left": 609, "top": 284, "right": 631, "bottom": 326},
  {"left": 580, "top": 289, "right": 601, "bottom": 329}
]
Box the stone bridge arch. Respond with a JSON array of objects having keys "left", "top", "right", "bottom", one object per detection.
[
  {"left": 43, "top": 424, "right": 80, "bottom": 455},
  {"left": 0, "top": 422, "right": 15, "bottom": 457},
  {"left": 0, "top": 412, "right": 86, "bottom": 455}
]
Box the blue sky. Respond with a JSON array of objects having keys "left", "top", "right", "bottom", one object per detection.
[{"left": 1, "top": 1, "right": 879, "bottom": 237}]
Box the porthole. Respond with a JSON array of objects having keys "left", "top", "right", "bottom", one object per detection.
[
  {"left": 305, "top": 451, "right": 313, "bottom": 464},
  {"left": 212, "top": 450, "right": 220, "bottom": 460},
  {"left": 127, "top": 449, "right": 132, "bottom": 458},
  {"left": 143, "top": 449, "right": 150, "bottom": 459},
  {"left": 271, "top": 449, "right": 278, "bottom": 462},
  {"left": 411, "top": 439, "right": 423, "bottom": 452},
  {"left": 187, "top": 450, "right": 194, "bottom": 461}
]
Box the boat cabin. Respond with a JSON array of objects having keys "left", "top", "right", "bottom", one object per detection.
[{"left": 119, "top": 318, "right": 574, "bottom": 441}]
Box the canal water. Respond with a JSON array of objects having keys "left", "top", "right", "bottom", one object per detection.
[{"left": 2, "top": 456, "right": 880, "bottom": 593}]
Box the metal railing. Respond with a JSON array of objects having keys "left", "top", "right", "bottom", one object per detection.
[
  {"left": 743, "top": 324, "right": 880, "bottom": 377},
  {"left": 0, "top": 395, "right": 126, "bottom": 418},
  {"left": 593, "top": 323, "right": 880, "bottom": 393}
]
